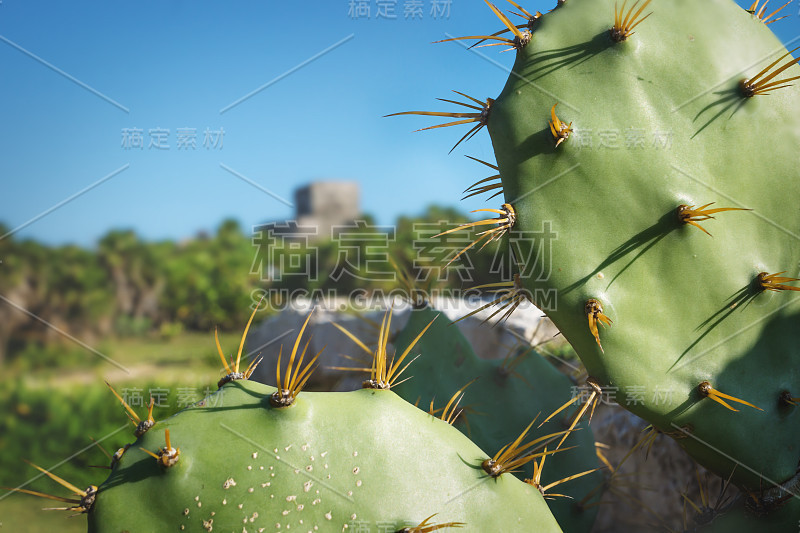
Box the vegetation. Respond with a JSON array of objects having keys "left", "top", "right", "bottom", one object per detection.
[{"left": 0, "top": 206, "right": 506, "bottom": 367}]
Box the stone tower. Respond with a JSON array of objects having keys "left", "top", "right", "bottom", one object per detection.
[
  {"left": 257, "top": 181, "right": 360, "bottom": 243},
  {"left": 294, "top": 181, "right": 360, "bottom": 240}
]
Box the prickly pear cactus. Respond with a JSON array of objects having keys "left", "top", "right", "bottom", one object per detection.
[
  {"left": 392, "top": 0, "right": 800, "bottom": 516},
  {"left": 88, "top": 380, "right": 563, "bottom": 532},
  {"left": 7, "top": 309, "right": 566, "bottom": 532},
  {"left": 392, "top": 304, "right": 603, "bottom": 532}
]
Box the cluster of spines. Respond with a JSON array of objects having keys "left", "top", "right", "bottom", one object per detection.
[
  {"left": 480, "top": 416, "right": 571, "bottom": 477},
  {"left": 676, "top": 203, "right": 751, "bottom": 237},
  {"left": 398, "top": 514, "right": 466, "bottom": 532},
  {"left": 678, "top": 467, "right": 737, "bottom": 528},
  {"left": 740, "top": 46, "right": 800, "bottom": 97},
  {"left": 609, "top": 0, "right": 653, "bottom": 42},
  {"left": 426, "top": 378, "right": 477, "bottom": 426},
  {"left": 461, "top": 156, "right": 503, "bottom": 201},
  {"left": 385, "top": 91, "right": 493, "bottom": 153},
  {"left": 2, "top": 461, "right": 98, "bottom": 515},
  {"left": 538, "top": 377, "right": 603, "bottom": 451},
  {"left": 215, "top": 300, "right": 264, "bottom": 387},
  {"left": 270, "top": 310, "right": 321, "bottom": 407},
  {"left": 697, "top": 381, "right": 763, "bottom": 412},
  {"left": 105, "top": 381, "right": 156, "bottom": 437},
  {"left": 139, "top": 429, "right": 180, "bottom": 468},
  {"left": 332, "top": 308, "right": 437, "bottom": 389},
  {"left": 456, "top": 273, "right": 533, "bottom": 325},
  {"left": 746, "top": 0, "right": 794, "bottom": 25},
  {"left": 526, "top": 448, "right": 599, "bottom": 500},
  {"left": 548, "top": 104, "right": 573, "bottom": 147},
  {"left": 434, "top": 0, "right": 534, "bottom": 52},
  {"left": 433, "top": 203, "right": 516, "bottom": 268}
]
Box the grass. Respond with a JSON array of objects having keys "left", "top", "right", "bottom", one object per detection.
[
  {"left": 0, "top": 494, "right": 87, "bottom": 533},
  {"left": 12, "top": 331, "right": 233, "bottom": 386}
]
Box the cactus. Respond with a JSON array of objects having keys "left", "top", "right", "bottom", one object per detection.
[
  {"left": 391, "top": 0, "right": 800, "bottom": 520},
  {"left": 7, "top": 308, "right": 566, "bottom": 532},
  {"left": 391, "top": 303, "right": 603, "bottom": 532},
  {"left": 87, "top": 380, "right": 563, "bottom": 532}
]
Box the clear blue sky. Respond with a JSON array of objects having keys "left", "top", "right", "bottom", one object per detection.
[{"left": 0, "top": 0, "right": 796, "bottom": 246}]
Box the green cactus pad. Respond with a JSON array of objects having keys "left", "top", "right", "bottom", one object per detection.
[
  {"left": 89, "top": 379, "right": 563, "bottom": 532},
  {"left": 484, "top": 0, "right": 799, "bottom": 495}
]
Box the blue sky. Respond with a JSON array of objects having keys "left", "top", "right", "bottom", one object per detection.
[{"left": 0, "top": 0, "right": 797, "bottom": 246}]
